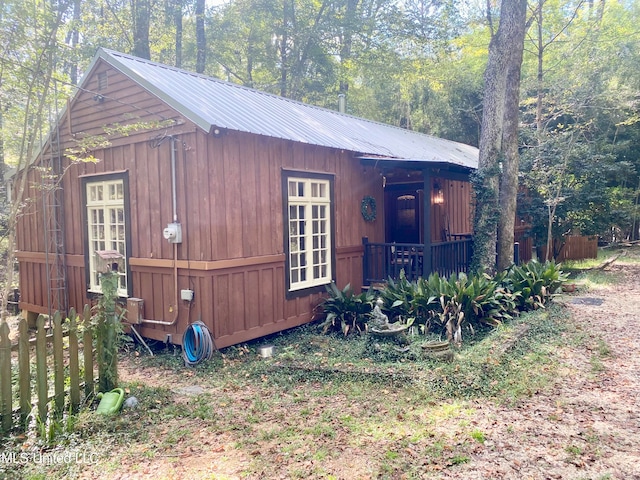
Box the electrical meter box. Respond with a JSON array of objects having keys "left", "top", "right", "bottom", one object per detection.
[{"left": 163, "top": 222, "right": 182, "bottom": 243}]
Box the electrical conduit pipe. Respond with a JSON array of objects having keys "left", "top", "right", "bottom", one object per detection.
[{"left": 141, "top": 136, "right": 179, "bottom": 327}]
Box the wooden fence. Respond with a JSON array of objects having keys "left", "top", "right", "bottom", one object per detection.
[
  {"left": 0, "top": 305, "right": 95, "bottom": 436},
  {"left": 538, "top": 235, "right": 599, "bottom": 262},
  {"left": 514, "top": 225, "right": 533, "bottom": 264}
]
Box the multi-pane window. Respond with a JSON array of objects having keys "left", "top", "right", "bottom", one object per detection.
[
  {"left": 86, "top": 179, "right": 128, "bottom": 296},
  {"left": 286, "top": 176, "right": 332, "bottom": 291}
]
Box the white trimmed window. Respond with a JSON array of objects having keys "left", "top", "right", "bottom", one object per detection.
[
  {"left": 286, "top": 176, "right": 332, "bottom": 292},
  {"left": 86, "top": 179, "right": 128, "bottom": 296}
]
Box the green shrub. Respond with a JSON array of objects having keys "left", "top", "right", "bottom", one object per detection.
[
  {"left": 503, "top": 260, "right": 568, "bottom": 311},
  {"left": 376, "top": 271, "right": 514, "bottom": 344},
  {"left": 317, "top": 283, "right": 376, "bottom": 335},
  {"left": 320, "top": 260, "right": 567, "bottom": 344},
  {"left": 430, "top": 272, "right": 514, "bottom": 344},
  {"left": 378, "top": 270, "right": 415, "bottom": 321},
  {"left": 378, "top": 271, "right": 439, "bottom": 331}
]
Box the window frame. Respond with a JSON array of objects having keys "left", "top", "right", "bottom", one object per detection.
[
  {"left": 282, "top": 170, "right": 335, "bottom": 298},
  {"left": 81, "top": 172, "right": 132, "bottom": 298}
]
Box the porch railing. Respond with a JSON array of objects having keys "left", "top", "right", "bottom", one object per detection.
[{"left": 362, "top": 237, "right": 473, "bottom": 285}]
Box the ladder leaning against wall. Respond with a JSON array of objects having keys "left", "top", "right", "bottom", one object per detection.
[{"left": 41, "top": 89, "right": 68, "bottom": 319}]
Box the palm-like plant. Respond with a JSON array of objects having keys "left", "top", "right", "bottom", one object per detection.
[
  {"left": 318, "top": 283, "right": 376, "bottom": 335},
  {"left": 503, "top": 260, "right": 568, "bottom": 310}
]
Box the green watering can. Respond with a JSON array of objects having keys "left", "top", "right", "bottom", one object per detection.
[{"left": 96, "top": 388, "right": 125, "bottom": 415}]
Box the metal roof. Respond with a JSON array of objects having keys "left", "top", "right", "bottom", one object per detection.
[{"left": 94, "top": 49, "right": 478, "bottom": 170}]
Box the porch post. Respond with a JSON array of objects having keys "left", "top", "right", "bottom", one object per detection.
[
  {"left": 422, "top": 168, "right": 432, "bottom": 276},
  {"left": 362, "top": 236, "right": 369, "bottom": 287}
]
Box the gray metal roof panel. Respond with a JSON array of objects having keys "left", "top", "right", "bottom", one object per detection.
[{"left": 98, "top": 49, "right": 478, "bottom": 169}]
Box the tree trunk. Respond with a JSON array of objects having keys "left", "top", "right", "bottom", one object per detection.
[
  {"left": 175, "top": 0, "right": 183, "bottom": 68},
  {"left": 0, "top": 106, "right": 5, "bottom": 204},
  {"left": 280, "top": 0, "right": 289, "bottom": 97},
  {"left": 195, "top": 0, "right": 206, "bottom": 73},
  {"left": 132, "top": 0, "right": 151, "bottom": 59},
  {"left": 65, "top": 0, "right": 81, "bottom": 84},
  {"left": 472, "top": 0, "right": 527, "bottom": 272},
  {"left": 497, "top": 4, "right": 527, "bottom": 270},
  {"left": 339, "top": 0, "right": 360, "bottom": 95}
]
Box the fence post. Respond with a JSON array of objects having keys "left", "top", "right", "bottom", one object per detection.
[
  {"left": 18, "top": 318, "right": 31, "bottom": 426},
  {"left": 53, "top": 312, "right": 64, "bottom": 416},
  {"left": 68, "top": 308, "right": 80, "bottom": 412},
  {"left": 0, "top": 321, "right": 12, "bottom": 433},
  {"left": 36, "top": 315, "right": 48, "bottom": 422},
  {"left": 83, "top": 304, "right": 94, "bottom": 398}
]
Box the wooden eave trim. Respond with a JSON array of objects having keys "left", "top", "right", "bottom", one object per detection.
[{"left": 63, "top": 122, "right": 197, "bottom": 150}]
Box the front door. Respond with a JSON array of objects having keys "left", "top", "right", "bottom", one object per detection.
[{"left": 385, "top": 184, "right": 422, "bottom": 244}]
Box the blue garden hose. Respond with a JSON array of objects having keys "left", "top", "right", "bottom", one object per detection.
[{"left": 182, "top": 321, "right": 214, "bottom": 365}]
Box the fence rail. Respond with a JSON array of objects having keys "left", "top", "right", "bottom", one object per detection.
[{"left": 0, "top": 305, "right": 95, "bottom": 436}]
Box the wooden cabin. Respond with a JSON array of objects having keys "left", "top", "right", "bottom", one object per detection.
[{"left": 14, "top": 49, "right": 477, "bottom": 348}]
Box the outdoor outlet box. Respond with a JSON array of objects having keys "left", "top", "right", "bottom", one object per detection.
[
  {"left": 181, "top": 289, "right": 194, "bottom": 302},
  {"left": 126, "top": 298, "right": 144, "bottom": 324},
  {"left": 163, "top": 222, "right": 182, "bottom": 243}
]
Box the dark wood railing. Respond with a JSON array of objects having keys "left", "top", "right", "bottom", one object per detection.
[{"left": 362, "top": 237, "right": 473, "bottom": 285}]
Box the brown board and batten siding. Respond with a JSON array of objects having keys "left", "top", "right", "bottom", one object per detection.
[
  {"left": 431, "top": 178, "right": 473, "bottom": 242},
  {"left": 130, "top": 129, "right": 383, "bottom": 346},
  {"left": 16, "top": 60, "right": 386, "bottom": 347}
]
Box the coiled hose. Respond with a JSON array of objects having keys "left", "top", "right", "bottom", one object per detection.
[{"left": 182, "top": 321, "right": 214, "bottom": 366}]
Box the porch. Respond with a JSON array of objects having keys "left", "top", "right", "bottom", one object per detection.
[
  {"left": 358, "top": 158, "right": 475, "bottom": 285},
  {"left": 362, "top": 236, "right": 473, "bottom": 285}
]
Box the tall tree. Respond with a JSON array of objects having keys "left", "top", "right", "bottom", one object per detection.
[
  {"left": 174, "top": 0, "right": 183, "bottom": 67},
  {"left": 132, "top": 0, "right": 151, "bottom": 59},
  {"left": 472, "top": 0, "right": 528, "bottom": 272},
  {"left": 64, "top": 0, "right": 82, "bottom": 84},
  {"left": 195, "top": 0, "right": 206, "bottom": 72}
]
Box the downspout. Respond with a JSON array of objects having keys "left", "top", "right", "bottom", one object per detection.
[{"left": 141, "top": 137, "right": 180, "bottom": 326}]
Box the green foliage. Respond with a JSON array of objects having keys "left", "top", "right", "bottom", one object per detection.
[
  {"left": 518, "top": 1, "right": 640, "bottom": 244},
  {"left": 376, "top": 270, "right": 515, "bottom": 344},
  {"left": 317, "top": 283, "right": 375, "bottom": 336},
  {"left": 368, "top": 260, "right": 567, "bottom": 345},
  {"left": 378, "top": 270, "right": 417, "bottom": 322},
  {"left": 426, "top": 271, "right": 514, "bottom": 344},
  {"left": 470, "top": 165, "right": 502, "bottom": 272},
  {"left": 92, "top": 271, "right": 126, "bottom": 392},
  {"left": 503, "top": 260, "right": 568, "bottom": 311}
]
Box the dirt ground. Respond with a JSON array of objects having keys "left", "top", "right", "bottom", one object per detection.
[
  {"left": 438, "top": 262, "right": 640, "bottom": 479},
  {"left": 90, "top": 261, "right": 640, "bottom": 480}
]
